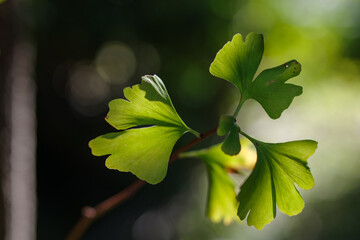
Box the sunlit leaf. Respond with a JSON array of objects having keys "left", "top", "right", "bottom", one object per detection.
[
  {"left": 245, "top": 60, "right": 303, "bottom": 119},
  {"left": 90, "top": 126, "right": 184, "bottom": 184},
  {"left": 210, "top": 33, "right": 263, "bottom": 93},
  {"left": 237, "top": 138, "right": 317, "bottom": 229},
  {"left": 210, "top": 33, "right": 303, "bottom": 119},
  {"left": 180, "top": 139, "right": 256, "bottom": 224},
  {"left": 105, "top": 75, "right": 194, "bottom": 132},
  {"left": 89, "top": 75, "right": 199, "bottom": 184}
]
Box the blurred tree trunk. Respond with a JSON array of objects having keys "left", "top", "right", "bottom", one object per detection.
[
  {"left": 0, "top": 1, "right": 37, "bottom": 240},
  {"left": 0, "top": 1, "right": 16, "bottom": 239}
]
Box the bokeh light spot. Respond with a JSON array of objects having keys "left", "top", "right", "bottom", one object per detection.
[
  {"left": 67, "top": 64, "right": 110, "bottom": 116},
  {"left": 95, "top": 42, "right": 136, "bottom": 84}
]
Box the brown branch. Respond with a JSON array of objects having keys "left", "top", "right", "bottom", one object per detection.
[
  {"left": 66, "top": 127, "right": 217, "bottom": 240},
  {"left": 170, "top": 127, "right": 217, "bottom": 162}
]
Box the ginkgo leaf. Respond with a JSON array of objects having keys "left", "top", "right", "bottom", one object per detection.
[
  {"left": 245, "top": 60, "right": 303, "bottom": 119},
  {"left": 221, "top": 124, "right": 241, "bottom": 156},
  {"left": 210, "top": 33, "right": 303, "bottom": 119},
  {"left": 89, "top": 75, "right": 199, "bottom": 184},
  {"left": 105, "top": 75, "right": 196, "bottom": 133},
  {"left": 217, "top": 115, "right": 235, "bottom": 136},
  {"left": 205, "top": 162, "right": 240, "bottom": 225},
  {"left": 180, "top": 139, "right": 257, "bottom": 224},
  {"left": 210, "top": 33, "right": 263, "bottom": 93},
  {"left": 217, "top": 115, "right": 241, "bottom": 156},
  {"left": 89, "top": 126, "right": 184, "bottom": 184},
  {"left": 237, "top": 137, "right": 317, "bottom": 230}
]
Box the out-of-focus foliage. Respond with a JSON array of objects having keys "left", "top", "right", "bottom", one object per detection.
[{"left": 180, "top": 138, "right": 256, "bottom": 225}]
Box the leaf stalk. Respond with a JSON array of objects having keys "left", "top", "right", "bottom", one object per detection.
[{"left": 233, "top": 95, "right": 245, "bottom": 118}]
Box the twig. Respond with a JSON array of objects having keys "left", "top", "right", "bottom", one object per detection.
[
  {"left": 66, "top": 127, "right": 217, "bottom": 240},
  {"left": 170, "top": 127, "right": 218, "bottom": 162}
]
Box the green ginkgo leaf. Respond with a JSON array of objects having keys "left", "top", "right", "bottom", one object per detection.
[
  {"left": 89, "top": 75, "right": 199, "bottom": 184},
  {"left": 180, "top": 138, "right": 257, "bottom": 224},
  {"left": 210, "top": 33, "right": 303, "bottom": 119},
  {"left": 217, "top": 115, "right": 241, "bottom": 156},
  {"left": 245, "top": 60, "right": 303, "bottom": 119},
  {"left": 210, "top": 33, "right": 264, "bottom": 93},
  {"left": 105, "top": 75, "right": 195, "bottom": 132},
  {"left": 237, "top": 137, "right": 317, "bottom": 229},
  {"left": 221, "top": 124, "right": 241, "bottom": 156},
  {"left": 217, "top": 115, "right": 235, "bottom": 136}
]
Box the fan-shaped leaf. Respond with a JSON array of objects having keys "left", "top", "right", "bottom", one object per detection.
[
  {"left": 245, "top": 60, "right": 303, "bottom": 119},
  {"left": 89, "top": 75, "right": 198, "bottom": 184},
  {"left": 237, "top": 139, "right": 317, "bottom": 229}
]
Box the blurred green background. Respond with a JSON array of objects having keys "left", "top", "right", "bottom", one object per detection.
[{"left": 6, "top": 0, "right": 360, "bottom": 239}]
